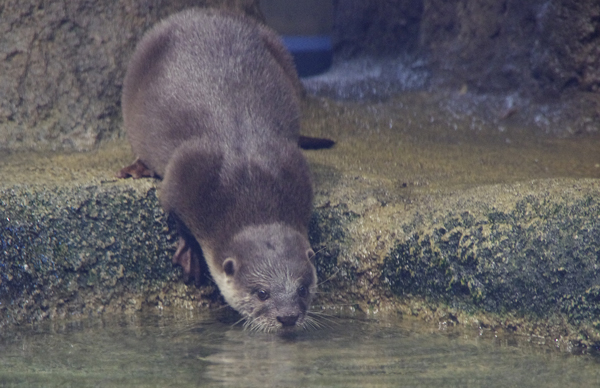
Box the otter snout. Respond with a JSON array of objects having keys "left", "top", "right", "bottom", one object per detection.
[{"left": 277, "top": 314, "right": 299, "bottom": 327}]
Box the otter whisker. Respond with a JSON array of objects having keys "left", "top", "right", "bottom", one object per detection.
[
  {"left": 304, "top": 316, "right": 319, "bottom": 329},
  {"left": 304, "top": 315, "right": 328, "bottom": 330},
  {"left": 300, "top": 320, "right": 314, "bottom": 331},
  {"left": 242, "top": 318, "right": 254, "bottom": 331},
  {"left": 317, "top": 268, "right": 340, "bottom": 287},
  {"left": 308, "top": 310, "right": 337, "bottom": 319},
  {"left": 310, "top": 245, "right": 330, "bottom": 258},
  {"left": 307, "top": 312, "right": 336, "bottom": 327},
  {"left": 310, "top": 291, "right": 335, "bottom": 295},
  {"left": 311, "top": 303, "right": 359, "bottom": 309},
  {"left": 211, "top": 304, "right": 234, "bottom": 312},
  {"left": 232, "top": 316, "right": 246, "bottom": 328}
]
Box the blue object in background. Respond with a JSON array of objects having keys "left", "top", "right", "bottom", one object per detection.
[{"left": 282, "top": 35, "right": 332, "bottom": 77}]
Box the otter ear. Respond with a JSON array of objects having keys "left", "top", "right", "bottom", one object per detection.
[
  {"left": 306, "top": 249, "right": 315, "bottom": 263},
  {"left": 223, "top": 258, "right": 237, "bottom": 277}
]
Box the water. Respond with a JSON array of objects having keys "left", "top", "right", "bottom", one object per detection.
[{"left": 1, "top": 310, "right": 598, "bottom": 387}]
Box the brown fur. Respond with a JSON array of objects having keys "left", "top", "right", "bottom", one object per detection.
[{"left": 119, "top": 8, "right": 318, "bottom": 331}]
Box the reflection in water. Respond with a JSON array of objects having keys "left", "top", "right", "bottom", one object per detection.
[{"left": 0, "top": 310, "right": 598, "bottom": 387}]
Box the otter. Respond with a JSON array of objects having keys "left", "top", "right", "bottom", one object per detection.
[{"left": 117, "top": 8, "right": 327, "bottom": 331}]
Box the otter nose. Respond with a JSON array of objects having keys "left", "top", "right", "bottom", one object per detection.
[{"left": 277, "top": 314, "right": 299, "bottom": 327}]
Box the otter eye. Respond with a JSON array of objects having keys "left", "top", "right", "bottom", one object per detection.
[
  {"left": 257, "top": 289, "right": 270, "bottom": 301},
  {"left": 297, "top": 285, "right": 309, "bottom": 298}
]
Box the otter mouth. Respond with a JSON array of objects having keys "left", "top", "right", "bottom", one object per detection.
[
  {"left": 278, "top": 321, "right": 302, "bottom": 332},
  {"left": 241, "top": 314, "right": 308, "bottom": 333}
]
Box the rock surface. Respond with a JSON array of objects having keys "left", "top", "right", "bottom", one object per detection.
[{"left": 2, "top": 93, "right": 600, "bottom": 349}]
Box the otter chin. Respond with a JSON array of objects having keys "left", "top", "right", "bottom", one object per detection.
[{"left": 118, "top": 8, "right": 330, "bottom": 331}]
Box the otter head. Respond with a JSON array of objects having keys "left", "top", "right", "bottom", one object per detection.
[{"left": 218, "top": 223, "right": 317, "bottom": 332}]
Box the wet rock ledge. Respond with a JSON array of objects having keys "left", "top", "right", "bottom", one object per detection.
[{"left": 2, "top": 94, "right": 600, "bottom": 351}]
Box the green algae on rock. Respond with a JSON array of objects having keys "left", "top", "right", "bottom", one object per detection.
[
  {"left": 383, "top": 186, "right": 600, "bottom": 320},
  {"left": 0, "top": 181, "right": 217, "bottom": 329}
]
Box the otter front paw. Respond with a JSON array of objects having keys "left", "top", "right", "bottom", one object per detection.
[
  {"left": 116, "top": 158, "right": 157, "bottom": 179},
  {"left": 172, "top": 237, "right": 202, "bottom": 287}
]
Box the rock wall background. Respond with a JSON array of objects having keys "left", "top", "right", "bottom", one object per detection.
[
  {"left": 1, "top": 0, "right": 599, "bottom": 150},
  {"left": 0, "top": 0, "right": 261, "bottom": 151},
  {"left": 334, "top": 0, "right": 600, "bottom": 96}
]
